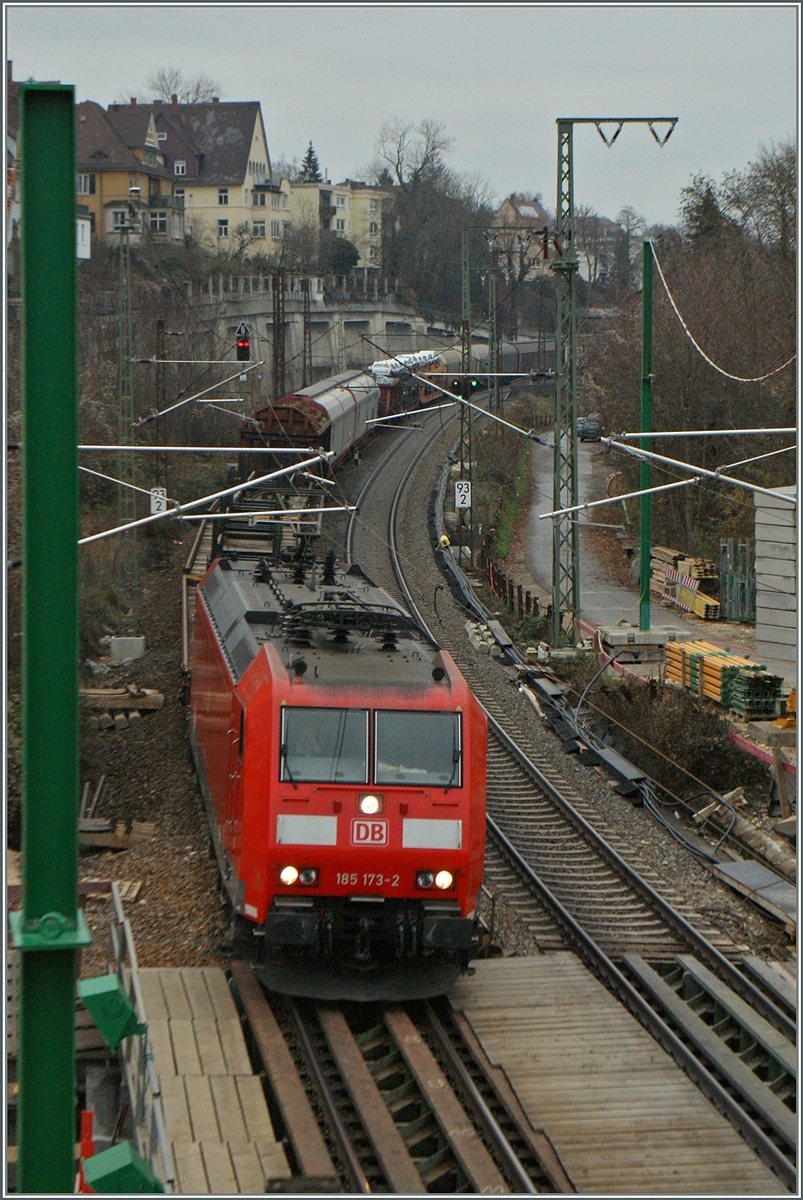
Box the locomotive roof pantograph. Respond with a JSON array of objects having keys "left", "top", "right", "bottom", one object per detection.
[{"left": 198, "top": 555, "right": 443, "bottom": 686}]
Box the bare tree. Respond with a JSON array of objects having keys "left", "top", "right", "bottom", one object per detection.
[
  {"left": 145, "top": 67, "right": 225, "bottom": 104},
  {"left": 371, "top": 118, "right": 454, "bottom": 190}
]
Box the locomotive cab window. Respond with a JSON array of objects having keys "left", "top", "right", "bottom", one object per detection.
[
  {"left": 281, "top": 708, "right": 368, "bottom": 783},
  {"left": 375, "top": 712, "right": 461, "bottom": 788}
]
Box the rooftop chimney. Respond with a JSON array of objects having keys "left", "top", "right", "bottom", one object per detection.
[
  {"left": 7, "top": 61, "right": 12, "bottom": 85},
  {"left": 212, "top": 96, "right": 219, "bottom": 104},
  {"left": 130, "top": 96, "right": 136, "bottom": 108},
  {"left": 171, "top": 92, "right": 178, "bottom": 113}
]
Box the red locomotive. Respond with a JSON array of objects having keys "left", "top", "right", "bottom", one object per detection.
[{"left": 190, "top": 549, "right": 487, "bottom": 1000}]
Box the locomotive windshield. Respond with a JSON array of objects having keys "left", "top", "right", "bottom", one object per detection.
[
  {"left": 375, "top": 712, "right": 461, "bottom": 788},
  {"left": 281, "top": 707, "right": 368, "bottom": 783}
]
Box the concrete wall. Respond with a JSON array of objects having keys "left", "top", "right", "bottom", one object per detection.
[{"left": 754, "top": 485, "right": 796, "bottom": 672}]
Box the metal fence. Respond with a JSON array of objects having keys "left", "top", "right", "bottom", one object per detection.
[
  {"left": 719, "top": 538, "right": 756, "bottom": 622},
  {"left": 107, "top": 884, "right": 176, "bottom": 1192}
]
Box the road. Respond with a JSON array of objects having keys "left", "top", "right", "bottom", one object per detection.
[{"left": 524, "top": 440, "right": 794, "bottom": 685}]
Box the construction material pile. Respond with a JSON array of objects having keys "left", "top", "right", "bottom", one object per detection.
[
  {"left": 650, "top": 546, "right": 720, "bottom": 620},
  {"left": 666, "top": 640, "right": 783, "bottom": 717}
]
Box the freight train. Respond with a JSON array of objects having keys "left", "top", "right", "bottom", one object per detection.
[
  {"left": 239, "top": 339, "right": 551, "bottom": 481},
  {"left": 190, "top": 548, "right": 487, "bottom": 1000}
]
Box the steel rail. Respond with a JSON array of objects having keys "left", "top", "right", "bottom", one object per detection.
[
  {"left": 484, "top": 718, "right": 796, "bottom": 1042},
  {"left": 422, "top": 1003, "right": 538, "bottom": 1193},
  {"left": 485, "top": 818, "right": 796, "bottom": 1189},
  {"left": 381, "top": 429, "right": 796, "bottom": 1187},
  {"left": 285, "top": 998, "right": 373, "bottom": 1193}
]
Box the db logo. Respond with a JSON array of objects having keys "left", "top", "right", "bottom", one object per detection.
[{"left": 351, "top": 818, "right": 388, "bottom": 846}]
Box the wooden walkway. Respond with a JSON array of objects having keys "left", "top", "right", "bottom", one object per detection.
[
  {"left": 450, "top": 954, "right": 787, "bottom": 1194},
  {"left": 137, "top": 967, "right": 291, "bottom": 1193}
]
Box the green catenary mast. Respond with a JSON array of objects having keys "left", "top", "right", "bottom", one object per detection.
[{"left": 11, "top": 82, "right": 91, "bottom": 1194}]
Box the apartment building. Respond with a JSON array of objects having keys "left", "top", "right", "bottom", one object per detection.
[
  {"left": 149, "top": 96, "right": 273, "bottom": 249},
  {"left": 280, "top": 178, "right": 389, "bottom": 268},
  {"left": 76, "top": 100, "right": 184, "bottom": 243}
]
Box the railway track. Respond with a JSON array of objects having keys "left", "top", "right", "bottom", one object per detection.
[
  {"left": 345, "top": 407, "right": 796, "bottom": 1189},
  {"left": 182, "top": 409, "right": 795, "bottom": 1189},
  {"left": 231, "top": 960, "right": 571, "bottom": 1194}
]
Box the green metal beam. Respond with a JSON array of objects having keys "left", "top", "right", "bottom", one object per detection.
[
  {"left": 12, "top": 82, "right": 90, "bottom": 1195},
  {"left": 639, "top": 240, "right": 653, "bottom": 630}
]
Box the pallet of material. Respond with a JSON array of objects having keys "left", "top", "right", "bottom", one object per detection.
[{"left": 666, "top": 641, "right": 782, "bottom": 716}]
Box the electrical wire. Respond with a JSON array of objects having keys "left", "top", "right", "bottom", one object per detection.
[{"left": 651, "top": 244, "right": 796, "bottom": 382}]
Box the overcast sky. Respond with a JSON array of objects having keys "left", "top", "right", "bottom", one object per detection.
[{"left": 5, "top": 3, "right": 799, "bottom": 226}]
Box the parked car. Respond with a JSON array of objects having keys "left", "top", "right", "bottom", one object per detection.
[{"left": 577, "top": 415, "right": 603, "bottom": 441}]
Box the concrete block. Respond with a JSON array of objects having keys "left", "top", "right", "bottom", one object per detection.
[
  {"left": 109, "top": 635, "right": 145, "bottom": 664},
  {"left": 754, "top": 486, "right": 796, "bottom": 509},
  {"left": 754, "top": 540, "right": 796, "bottom": 561},
  {"left": 754, "top": 591, "right": 797, "bottom": 612},
  {"left": 97, "top": 712, "right": 114, "bottom": 731},
  {"left": 755, "top": 572, "right": 796, "bottom": 595},
  {"left": 127, "top": 709, "right": 142, "bottom": 727},
  {"left": 755, "top": 624, "right": 797, "bottom": 647},
  {"left": 113, "top": 712, "right": 129, "bottom": 731},
  {"left": 756, "top": 605, "right": 797, "bottom": 629},
  {"left": 746, "top": 722, "right": 797, "bottom": 748}
]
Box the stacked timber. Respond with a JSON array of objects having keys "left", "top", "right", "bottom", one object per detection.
[
  {"left": 650, "top": 546, "right": 719, "bottom": 619},
  {"left": 665, "top": 640, "right": 783, "bottom": 717}
]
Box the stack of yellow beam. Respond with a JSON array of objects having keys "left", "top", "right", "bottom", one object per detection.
[
  {"left": 666, "top": 640, "right": 782, "bottom": 715},
  {"left": 665, "top": 640, "right": 732, "bottom": 700}
]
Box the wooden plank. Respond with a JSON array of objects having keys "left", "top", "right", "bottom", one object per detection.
[
  {"left": 450, "top": 1009, "right": 575, "bottom": 1193},
  {"left": 675, "top": 955, "right": 796, "bottom": 1077},
  {"left": 181, "top": 968, "right": 216, "bottom": 1021},
  {"left": 741, "top": 957, "right": 796, "bottom": 1015},
  {"left": 146, "top": 1019, "right": 175, "bottom": 1076},
  {"left": 235, "top": 1074, "right": 278, "bottom": 1143},
  {"left": 159, "top": 1076, "right": 193, "bottom": 1142},
  {"left": 624, "top": 954, "right": 797, "bottom": 1146},
  {"left": 193, "top": 1019, "right": 228, "bottom": 1075},
  {"left": 384, "top": 1007, "right": 508, "bottom": 1195},
  {"left": 318, "top": 1007, "right": 425, "bottom": 1194},
  {"left": 186, "top": 1076, "right": 221, "bottom": 1142},
  {"left": 200, "top": 1142, "right": 237, "bottom": 1193},
  {"left": 203, "top": 967, "right": 238, "bottom": 1022},
  {"left": 229, "top": 961, "right": 335, "bottom": 1179},
  {"left": 208, "top": 1075, "right": 249, "bottom": 1144},
  {"left": 170, "top": 1021, "right": 203, "bottom": 1076},
  {"left": 159, "top": 970, "right": 192, "bottom": 1020},
  {"left": 171, "top": 1141, "right": 209, "bottom": 1194},
  {"left": 229, "top": 1142, "right": 268, "bottom": 1194},
  {"left": 217, "top": 1016, "right": 254, "bottom": 1077},
  {"left": 255, "top": 1139, "right": 292, "bottom": 1182}
]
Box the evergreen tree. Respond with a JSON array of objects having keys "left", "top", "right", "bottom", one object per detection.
[{"left": 301, "top": 142, "right": 322, "bottom": 183}]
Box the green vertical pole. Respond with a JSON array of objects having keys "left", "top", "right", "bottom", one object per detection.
[
  {"left": 639, "top": 240, "right": 653, "bottom": 630},
  {"left": 11, "top": 83, "right": 90, "bottom": 1194}
]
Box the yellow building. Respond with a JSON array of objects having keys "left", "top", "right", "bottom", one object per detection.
[
  {"left": 151, "top": 98, "right": 272, "bottom": 252},
  {"left": 76, "top": 100, "right": 183, "bottom": 243},
  {"left": 283, "top": 178, "right": 390, "bottom": 268}
]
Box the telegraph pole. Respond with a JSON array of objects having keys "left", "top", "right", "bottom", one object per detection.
[
  {"left": 487, "top": 256, "right": 499, "bottom": 416},
  {"left": 549, "top": 116, "right": 677, "bottom": 646}
]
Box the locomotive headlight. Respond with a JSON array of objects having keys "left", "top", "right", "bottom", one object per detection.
[
  {"left": 434, "top": 870, "right": 454, "bottom": 890},
  {"left": 279, "top": 865, "right": 299, "bottom": 886},
  {"left": 358, "top": 793, "right": 383, "bottom": 815},
  {"left": 298, "top": 867, "right": 318, "bottom": 886},
  {"left": 416, "top": 870, "right": 435, "bottom": 889}
]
